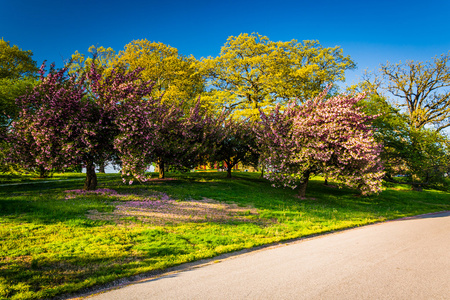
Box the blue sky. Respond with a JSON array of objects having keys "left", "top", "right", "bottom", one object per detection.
[{"left": 2, "top": 0, "right": 449, "bottom": 86}]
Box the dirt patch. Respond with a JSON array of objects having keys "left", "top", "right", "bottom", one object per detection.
[
  {"left": 294, "top": 195, "right": 317, "bottom": 201},
  {"left": 144, "top": 178, "right": 178, "bottom": 182},
  {"left": 86, "top": 194, "right": 269, "bottom": 226}
]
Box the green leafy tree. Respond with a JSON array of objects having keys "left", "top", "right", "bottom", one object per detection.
[
  {"left": 208, "top": 119, "right": 259, "bottom": 178},
  {"left": 358, "top": 89, "right": 450, "bottom": 191},
  {"left": 68, "top": 45, "right": 117, "bottom": 75},
  {"left": 0, "top": 38, "right": 38, "bottom": 79},
  {"left": 113, "top": 39, "right": 204, "bottom": 108},
  {"left": 0, "top": 38, "right": 38, "bottom": 133},
  {"left": 380, "top": 53, "right": 450, "bottom": 131},
  {"left": 200, "top": 33, "right": 355, "bottom": 119}
]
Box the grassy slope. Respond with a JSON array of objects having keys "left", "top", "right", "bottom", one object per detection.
[{"left": 0, "top": 172, "right": 449, "bottom": 299}]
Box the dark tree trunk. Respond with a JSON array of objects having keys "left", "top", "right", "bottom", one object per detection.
[
  {"left": 297, "top": 171, "right": 311, "bottom": 198},
  {"left": 38, "top": 166, "right": 48, "bottom": 178},
  {"left": 227, "top": 166, "right": 232, "bottom": 178},
  {"left": 260, "top": 165, "right": 265, "bottom": 178},
  {"left": 84, "top": 161, "right": 97, "bottom": 190},
  {"left": 98, "top": 162, "right": 105, "bottom": 173},
  {"left": 411, "top": 183, "right": 423, "bottom": 191},
  {"left": 225, "top": 159, "right": 233, "bottom": 178},
  {"left": 158, "top": 160, "right": 165, "bottom": 179},
  {"left": 324, "top": 174, "right": 328, "bottom": 186}
]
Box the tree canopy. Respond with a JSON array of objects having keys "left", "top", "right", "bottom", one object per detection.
[
  {"left": 358, "top": 92, "right": 450, "bottom": 190},
  {"left": 200, "top": 33, "right": 355, "bottom": 119},
  {"left": 8, "top": 61, "right": 155, "bottom": 189},
  {"left": 0, "top": 39, "right": 38, "bottom": 132},
  {"left": 380, "top": 53, "right": 450, "bottom": 131},
  {"left": 69, "top": 45, "right": 117, "bottom": 75},
  {"left": 256, "top": 88, "right": 384, "bottom": 197},
  {"left": 113, "top": 39, "right": 204, "bottom": 108},
  {"left": 0, "top": 38, "right": 38, "bottom": 80}
]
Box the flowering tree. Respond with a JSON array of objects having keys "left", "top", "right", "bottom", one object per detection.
[
  {"left": 9, "top": 64, "right": 90, "bottom": 178},
  {"left": 9, "top": 62, "right": 155, "bottom": 189},
  {"left": 9, "top": 58, "right": 227, "bottom": 188},
  {"left": 256, "top": 89, "right": 384, "bottom": 197},
  {"left": 153, "top": 99, "right": 227, "bottom": 178},
  {"left": 116, "top": 97, "right": 227, "bottom": 179}
]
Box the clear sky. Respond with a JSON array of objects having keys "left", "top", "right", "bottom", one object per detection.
[{"left": 2, "top": 0, "right": 449, "bottom": 86}]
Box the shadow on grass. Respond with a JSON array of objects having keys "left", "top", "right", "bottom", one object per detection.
[
  {"left": 1, "top": 172, "right": 450, "bottom": 300},
  {"left": 0, "top": 242, "right": 191, "bottom": 300},
  {"left": 2, "top": 172, "right": 449, "bottom": 227},
  {"left": 0, "top": 185, "right": 117, "bottom": 226}
]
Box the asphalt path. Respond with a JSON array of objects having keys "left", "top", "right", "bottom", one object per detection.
[{"left": 87, "top": 211, "right": 450, "bottom": 300}]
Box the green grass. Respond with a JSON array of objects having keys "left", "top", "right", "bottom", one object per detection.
[
  {"left": 0, "top": 172, "right": 119, "bottom": 184},
  {"left": 1, "top": 172, "right": 449, "bottom": 299}
]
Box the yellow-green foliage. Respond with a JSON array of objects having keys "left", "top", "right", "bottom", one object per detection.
[
  {"left": 200, "top": 33, "right": 355, "bottom": 119},
  {"left": 69, "top": 45, "right": 116, "bottom": 75},
  {"left": 113, "top": 39, "right": 204, "bottom": 108}
]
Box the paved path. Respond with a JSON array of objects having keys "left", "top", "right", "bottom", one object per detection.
[{"left": 88, "top": 211, "right": 450, "bottom": 299}]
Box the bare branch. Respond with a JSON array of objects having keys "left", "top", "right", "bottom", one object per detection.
[{"left": 380, "top": 52, "right": 450, "bottom": 131}]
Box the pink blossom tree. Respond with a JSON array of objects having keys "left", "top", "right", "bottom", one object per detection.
[
  {"left": 156, "top": 99, "right": 227, "bottom": 178},
  {"left": 116, "top": 97, "right": 228, "bottom": 180},
  {"left": 9, "top": 63, "right": 91, "bottom": 179},
  {"left": 9, "top": 60, "right": 227, "bottom": 188},
  {"left": 9, "top": 62, "right": 155, "bottom": 189},
  {"left": 85, "top": 62, "right": 156, "bottom": 185},
  {"left": 256, "top": 89, "right": 384, "bottom": 197}
]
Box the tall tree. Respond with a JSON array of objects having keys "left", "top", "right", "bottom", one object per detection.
[
  {"left": 200, "top": 33, "right": 355, "bottom": 119},
  {"left": 0, "top": 39, "right": 38, "bottom": 133},
  {"left": 0, "top": 39, "right": 39, "bottom": 174},
  {"left": 68, "top": 45, "right": 117, "bottom": 75},
  {"left": 359, "top": 92, "right": 450, "bottom": 191},
  {"left": 380, "top": 53, "right": 450, "bottom": 131},
  {"left": 113, "top": 39, "right": 204, "bottom": 108},
  {"left": 0, "top": 38, "right": 38, "bottom": 79},
  {"left": 256, "top": 89, "right": 384, "bottom": 197},
  {"left": 68, "top": 46, "right": 119, "bottom": 173}
]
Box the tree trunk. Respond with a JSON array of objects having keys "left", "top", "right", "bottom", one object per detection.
[
  {"left": 260, "top": 165, "right": 265, "bottom": 178},
  {"left": 98, "top": 162, "right": 105, "bottom": 173},
  {"left": 158, "top": 160, "right": 165, "bottom": 179},
  {"left": 411, "top": 183, "right": 423, "bottom": 191},
  {"left": 84, "top": 161, "right": 97, "bottom": 190},
  {"left": 324, "top": 174, "right": 328, "bottom": 186},
  {"left": 224, "top": 159, "right": 233, "bottom": 178},
  {"left": 297, "top": 171, "right": 311, "bottom": 198},
  {"left": 227, "top": 166, "right": 232, "bottom": 178},
  {"left": 38, "top": 166, "right": 48, "bottom": 178}
]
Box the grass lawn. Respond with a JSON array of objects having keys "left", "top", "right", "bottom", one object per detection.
[{"left": 1, "top": 171, "right": 449, "bottom": 299}]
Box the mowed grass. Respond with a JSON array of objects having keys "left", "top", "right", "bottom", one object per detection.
[{"left": 1, "top": 172, "right": 449, "bottom": 299}]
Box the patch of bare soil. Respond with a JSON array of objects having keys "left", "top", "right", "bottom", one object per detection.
[
  {"left": 294, "top": 195, "right": 317, "bottom": 200},
  {"left": 87, "top": 196, "right": 271, "bottom": 226}
]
